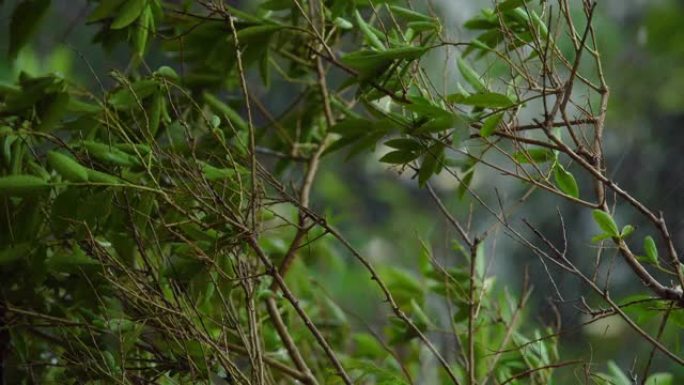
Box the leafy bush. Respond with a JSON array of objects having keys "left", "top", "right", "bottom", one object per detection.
[{"left": 0, "top": 0, "right": 682, "bottom": 384}]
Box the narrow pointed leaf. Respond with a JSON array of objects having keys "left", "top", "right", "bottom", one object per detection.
[
  {"left": 513, "top": 148, "right": 554, "bottom": 164},
  {"left": 354, "top": 10, "right": 385, "bottom": 51},
  {"left": 457, "top": 57, "right": 487, "bottom": 92},
  {"left": 450, "top": 92, "right": 515, "bottom": 108}
]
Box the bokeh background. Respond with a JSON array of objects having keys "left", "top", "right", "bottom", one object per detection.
[{"left": 2, "top": 0, "right": 683, "bottom": 379}]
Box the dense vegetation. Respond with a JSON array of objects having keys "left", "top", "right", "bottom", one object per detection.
[{"left": 0, "top": 0, "right": 682, "bottom": 384}]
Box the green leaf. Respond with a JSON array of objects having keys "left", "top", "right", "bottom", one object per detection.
[
  {"left": 201, "top": 163, "right": 237, "bottom": 181},
  {"left": 620, "top": 225, "right": 635, "bottom": 238},
  {"left": 235, "top": 24, "right": 282, "bottom": 41},
  {"left": 385, "top": 138, "right": 422, "bottom": 151},
  {"left": 418, "top": 238, "right": 433, "bottom": 275},
  {"left": 479, "top": 112, "right": 503, "bottom": 137},
  {"left": 606, "top": 361, "right": 631, "bottom": 385},
  {"left": 453, "top": 92, "right": 515, "bottom": 108},
  {"left": 464, "top": 17, "right": 498, "bottom": 31},
  {"left": 643, "top": 236, "right": 659, "bottom": 264},
  {"left": 9, "top": 0, "right": 52, "bottom": 58},
  {"left": 592, "top": 210, "right": 619, "bottom": 238},
  {"left": 0, "top": 175, "right": 49, "bottom": 196},
  {"left": 155, "top": 66, "right": 179, "bottom": 81},
  {"left": 86, "top": 169, "right": 121, "bottom": 184},
  {"left": 407, "top": 20, "right": 439, "bottom": 33},
  {"left": 330, "top": 117, "right": 375, "bottom": 136},
  {"left": 147, "top": 92, "right": 163, "bottom": 137},
  {"left": 513, "top": 148, "right": 555, "bottom": 164},
  {"left": 111, "top": 0, "right": 146, "bottom": 30},
  {"left": 47, "top": 151, "right": 89, "bottom": 182},
  {"left": 418, "top": 143, "right": 444, "bottom": 186},
  {"left": 133, "top": 5, "right": 152, "bottom": 56},
  {"left": 108, "top": 79, "right": 158, "bottom": 110},
  {"left": 452, "top": 301, "right": 470, "bottom": 323},
  {"left": 389, "top": 5, "right": 435, "bottom": 22},
  {"left": 380, "top": 150, "right": 419, "bottom": 164},
  {"left": 67, "top": 98, "right": 101, "bottom": 114},
  {"left": 333, "top": 17, "right": 353, "bottom": 30},
  {"left": 114, "top": 143, "right": 151, "bottom": 156},
  {"left": 0, "top": 243, "right": 32, "bottom": 266},
  {"left": 381, "top": 267, "right": 424, "bottom": 307},
  {"left": 48, "top": 244, "right": 99, "bottom": 273},
  {"left": 644, "top": 373, "right": 673, "bottom": 385},
  {"left": 457, "top": 167, "right": 474, "bottom": 199},
  {"left": 414, "top": 114, "right": 459, "bottom": 134},
  {"left": 475, "top": 241, "right": 486, "bottom": 277},
  {"left": 82, "top": 141, "right": 140, "bottom": 167},
  {"left": 341, "top": 47, "right": 428, "bottom": 77},
  {"left": 354, "top": 10, "right": 385, "bottom": 51},
  {"left": 352, "top": 333, "right": 385, "bottom": 359},
  {"left": 404, "top": 95, "right": 453, "bottom": 117},
  {"left": 529, "top": 10, "right": 549, "bottom": 38},
  {"left": 410, "top": 299, "right": 432, "bottom": 330},
  {"left": 591, "top": 233, "right": 613, "bottom": 243},
  {"left": 344, "top": 130, "right": 387, "bottom": 160},
  {"left": 553, "top": 163, "right": 579, "bottom": 198},
  {"left": 345, "top": 358, "right": 409, "bottom": 384},
  {"left": 457, "top": 57, "right": 487, "bottom": 92},
  {"left": 202, "top": 92, "right": 248, "bottom": 133}
]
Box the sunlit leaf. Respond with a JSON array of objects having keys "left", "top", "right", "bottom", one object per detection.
[
  {"left": 643, "top": 236, "right": 659, "bottom": 264},
  {"left": 620, "top": 225, "right": 635, "bottom": 238},
  {"left": 334, "top": 17, "right": 353, "bottom": 30},
  {"left": 592, "top": 210, "right": 619, "bottom": 237}
]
